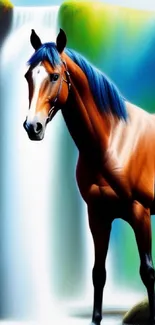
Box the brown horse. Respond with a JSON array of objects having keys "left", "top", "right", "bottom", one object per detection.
[{"left": 23, "top": 29, "right": 155, "bottom": 325}]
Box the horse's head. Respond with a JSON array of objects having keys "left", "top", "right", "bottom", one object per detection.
[{"left": 23, "top": 29, "right": 70, "bottom": 140}]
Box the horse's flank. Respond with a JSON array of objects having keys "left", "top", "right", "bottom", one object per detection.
[{"left": 110, "top": 102, "right": 155, "bottom": 205}]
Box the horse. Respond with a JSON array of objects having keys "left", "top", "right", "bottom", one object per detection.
[{"left": 23, "top": 29, "right": 155, "bottom": 325}]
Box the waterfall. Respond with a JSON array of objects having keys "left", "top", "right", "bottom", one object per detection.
[
  {"left": 0, "top": 6, "right": 72, "bottom": 322},
  {"left": 1, "top": 5, "right": 94, "bottom": 323}
]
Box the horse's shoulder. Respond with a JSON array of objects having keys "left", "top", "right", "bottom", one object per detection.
[
  {"left": 126, "top": 101, "right": 155, "bottom": 126},
  {"left": 109, "top": 101, "right": 155, "bottom": 168}
]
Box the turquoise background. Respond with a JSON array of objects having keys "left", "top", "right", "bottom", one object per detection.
[{"left": 11, "top": 0, "right": 155, "bottom": 10}]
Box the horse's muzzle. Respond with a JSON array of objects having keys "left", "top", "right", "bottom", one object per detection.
[{"left": 23, "top": 120, "right": 44, "bottom": 141}]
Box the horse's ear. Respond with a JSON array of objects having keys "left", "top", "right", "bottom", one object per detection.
[
  {"left": 30, "top": 29, "right": 42, "bottom": 50},
  {"left": 56, "top": 29, "right": 67, "bottom": 53}
]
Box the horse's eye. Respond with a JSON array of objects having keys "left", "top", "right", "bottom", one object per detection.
[{"left": 50, "top": 74, "right": 59, "bottom": 82}]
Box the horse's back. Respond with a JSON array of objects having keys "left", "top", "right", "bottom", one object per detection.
[{"left": 110, "top": 102, "right": 155, "bottom": 166}]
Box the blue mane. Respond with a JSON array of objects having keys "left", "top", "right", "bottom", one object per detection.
[
  {"left": 28, "top": 42, "right": 62, "bottom": 67},
  {"left": 28, "top": 43, "right": 127, "bottom": 120}
]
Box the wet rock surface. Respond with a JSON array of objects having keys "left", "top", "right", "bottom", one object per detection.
[
  {"left": 0, "top": 0, "right": 13, "bottom": 47},
  {"left": 123, "top": 298, "right": 149, "bottom": 324}
]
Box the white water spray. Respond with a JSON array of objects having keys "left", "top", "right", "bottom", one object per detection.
[{"left": 1, "top": 6, "right": 63, "bottom": 322}]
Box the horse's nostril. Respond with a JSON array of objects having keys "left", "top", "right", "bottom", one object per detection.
[{"left": 36, "top": 122, "right": 43, "bottom": 133}]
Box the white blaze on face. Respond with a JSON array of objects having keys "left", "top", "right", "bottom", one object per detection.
[{"left": 27, "top": 64, "right": 49, "bottom": 123}]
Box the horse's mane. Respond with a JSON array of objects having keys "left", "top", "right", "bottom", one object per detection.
[{"left": 28, "top": 42, "right": 127, "bottom": 120}]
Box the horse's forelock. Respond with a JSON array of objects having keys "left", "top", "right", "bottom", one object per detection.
[{"left": 27, "top": 42, "right": 61, "bottom": 68}]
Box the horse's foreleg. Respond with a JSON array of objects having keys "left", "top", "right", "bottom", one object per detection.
[
  {"left": 88, "top": 203, "right": 111, "bottom": 325},
  {"left": 131, "top": 201, "right": 155, "bottom": 325}
]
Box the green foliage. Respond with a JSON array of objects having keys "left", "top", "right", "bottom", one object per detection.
[
  {"left": 0, "top": 0, "right": 13, "bottom": 9},
  {"left": 0, "top": 0, "right": 13, "bottom": 46}
]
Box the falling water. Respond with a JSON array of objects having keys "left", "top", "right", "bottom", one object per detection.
[
  {"left": 1, "top": 5, "right": 96, "bottom": 322},
  {"left": 0, "top": 6, "right": 69, "bottom": 322}
]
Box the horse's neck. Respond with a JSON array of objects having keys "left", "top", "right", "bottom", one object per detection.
[{"left": 62, "top": 54, "right": 111, "bottom": 155}]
